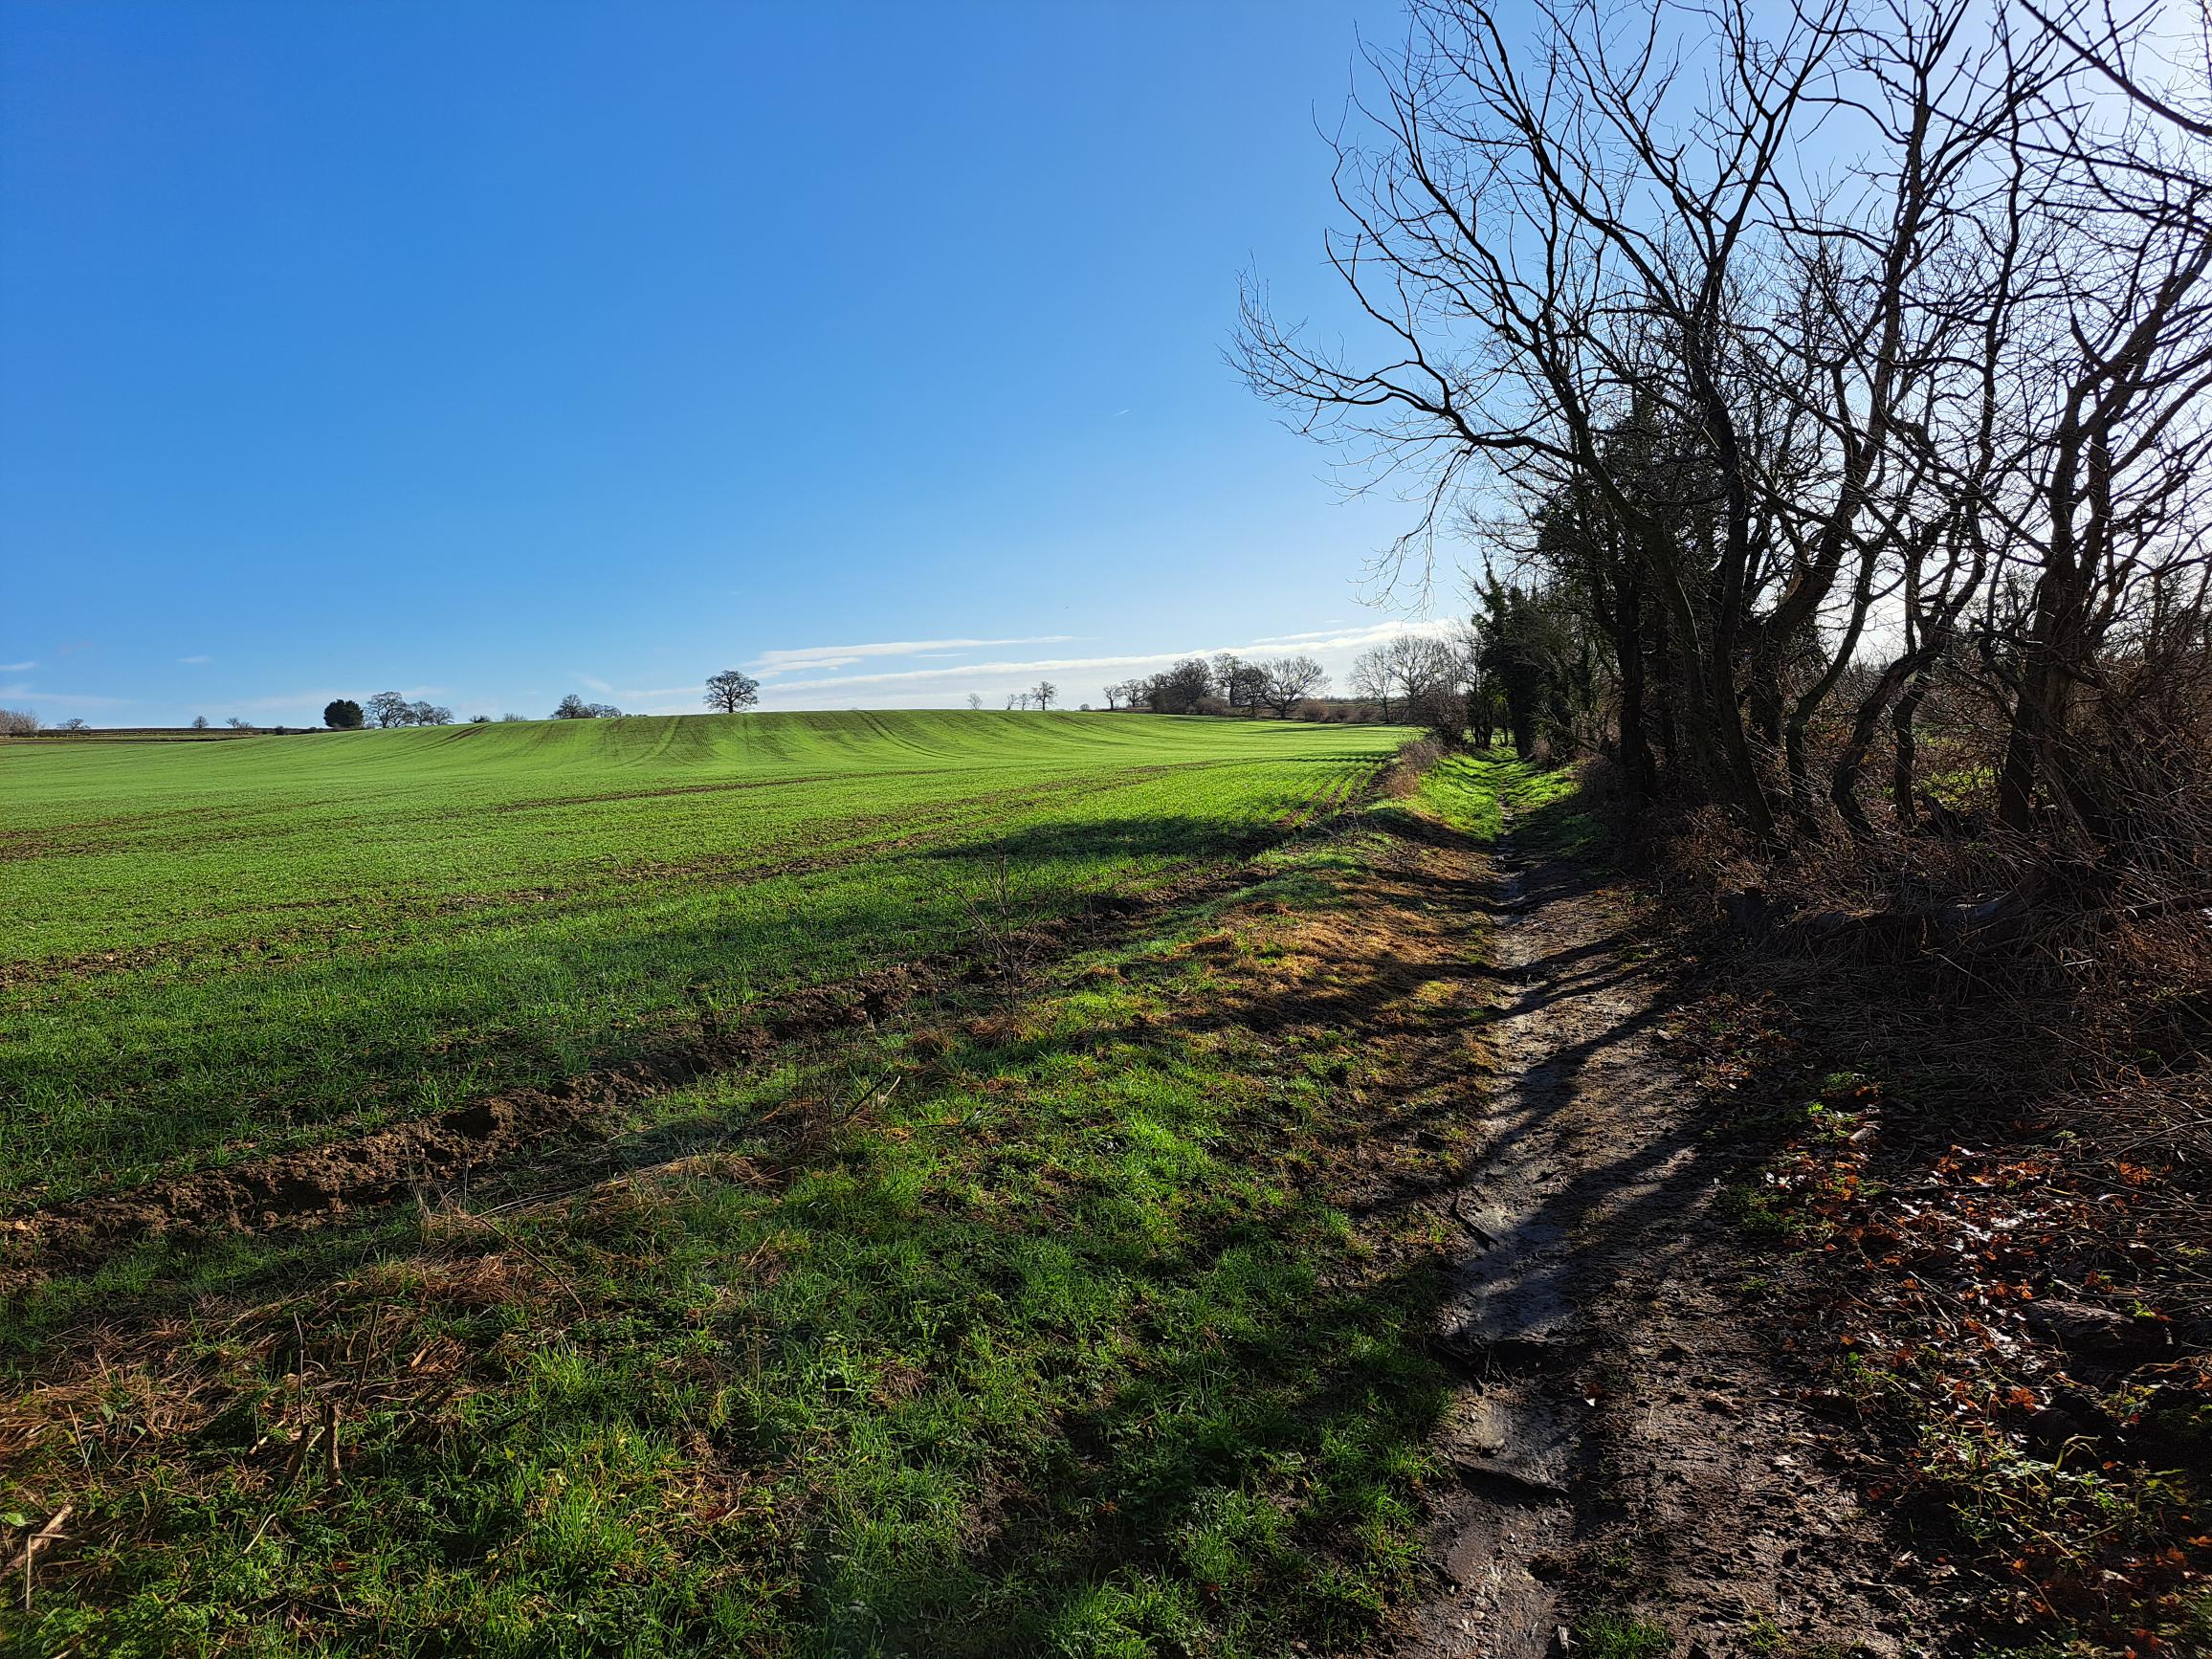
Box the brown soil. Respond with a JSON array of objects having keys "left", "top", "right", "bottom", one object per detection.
[
  {"left": 1130, "top": 798, "right": 1946, "bottom": 1652},
  {"left": 0, "top": 964, "right": 923, "bottom": 1286},
  {"left": 0, "top": 852, "right": 1279, "bottom": 1289},
  {"left": 3, "top": 1089, "right": 606, "bottom": 1268},
  {"left": 1110, "top": 799, "right": 1948, "bottom": 1650},
  {"left": 1397, "top": 831, "right": 1943, "bottom": 1658}
]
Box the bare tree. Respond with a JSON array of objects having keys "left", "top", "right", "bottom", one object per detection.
[
  {"left": 967, "top": 693, "right": 984, "bottom": 710},
  {"left": 1210, "top": 653, "right": 1268, "bottom": 712},
  {"left": 365, "top": 690, "right": 410, "bottom": 728},
  {"left": 1981, "top": 31, "right": 2212, "bottom": 836},
  {"left": 0, "top": 708, "right": 38, "bottom": 737},
  {"left": 2024, "top": 0, "right": 2212, "bottom": 140},
  {"left": 1348, "top": 646, "right": 1398, "bottom": 719},
  {"left": 1139, "top": 658, "right": 1215, "bottom": 714},
  {"left": 1239, "top": 0, "right": 2210, "bottom": 852},
  {"left": 1257, "top": 655, "right": 1330, "bottom": 718},
  {"left": 1033, "top": 679, "right": 1058, "bottom": 711},
  {"left": 1237, "top": 0, "right": 1829, "bottom": 831},
  {"left": 704, "top": 669, "right": 761, "bottom": 714},
  {"left": 1350, "top": 635, "right": 1462, "bottom": 726}
]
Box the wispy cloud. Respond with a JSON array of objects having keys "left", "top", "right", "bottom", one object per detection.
[
  {"left": 178, "top": 653, "right": 212, "bottom": 665},
  {"left": 573, "top": 621, "right": 1460, "bottom": 717},
  {"left": 1244, "top": 625, "right": 1361, "bottom": 647},
  {"left": 573, "top": 674, "right": 614, "bottom": 694},
  {"left": 750, "top": 636, "right": 1076, "bottom": 677},
  {"left": 226, "top": 689, "right": 350, "bottom": 713},
  {"left": 0, "top": 683, "right": 137, "bottom": 710},
  {"left": 0, "top": 661, "right": 34, "bottom": 673},
  {"left": 750, "top": 620, "right": 1458, "bottom": 698},
  {"left": 606, "top": 623, "right": 1469, "bottom": 717}
]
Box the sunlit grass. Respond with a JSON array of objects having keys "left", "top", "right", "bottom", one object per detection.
[
  {"left": 2, "top": 712, "right": 1408, "bottom": 1204},
  {"left": 4, "top": 752, "right": 1520, "bottom": 1658}
]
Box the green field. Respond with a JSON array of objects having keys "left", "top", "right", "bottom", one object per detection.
[
  {"left": 1, "top": 715, "right": 1539, "bottom": 1658},
  {"left": 3, "top": 712, "right": 1399, "bottom": 1210}
]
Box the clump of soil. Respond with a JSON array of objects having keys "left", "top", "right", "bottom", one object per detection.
[{"left": 4, "top": 1087, "right": 605, "bottom": 1279}]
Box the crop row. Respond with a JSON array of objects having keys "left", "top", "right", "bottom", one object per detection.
[{"left": 2, "top": 716, "right": 1401, "bottom": 1206}]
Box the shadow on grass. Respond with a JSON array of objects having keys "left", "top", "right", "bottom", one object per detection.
[
  {"left": 9, "top": 792, "right": 1511, "bottom": 1656},
  {"left": 924, "top": 812, "right": 1285, "bottom": 868},
  {"left": 2, "top": 808, "right": 1324, "bottom": 1219}
]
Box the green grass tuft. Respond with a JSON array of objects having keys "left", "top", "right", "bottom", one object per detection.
[{"left": 1575, "top": 1611, "right": 1675, "bottom": 1659}]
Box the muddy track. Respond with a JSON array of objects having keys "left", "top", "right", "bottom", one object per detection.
[{"left": 1400, "top": 830, "right": 1937, "bottom": 1658}]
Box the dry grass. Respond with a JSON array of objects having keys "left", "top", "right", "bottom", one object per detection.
[{"left": 1376, "top": 736, "right": 1447, "bottom": 799}]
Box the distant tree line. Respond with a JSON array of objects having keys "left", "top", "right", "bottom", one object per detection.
[
  {"left": 1101, "top": 653, "right": 1333, "bottom": 719},
  {"left": 553, "top": 695, "right": 622, "bottom": 719},
  {"left": 312, "top": 670, "right": 775, "bottom": 732},
  {"left": 0, "top": 710, "right": 324, "bottom": 736},
  {"left": 1084, "top": 626, "right": 1596, "bottom": 754},
  {"left": 322, "top": 696, "right": 487, "bottom": 728},
  {"left": 335, "top": 692, "right": 455, "bottom": 728}
]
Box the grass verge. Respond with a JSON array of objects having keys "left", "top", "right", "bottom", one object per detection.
[{"left": 2, "top": 755, "right": 1528, "bottom": 1657}]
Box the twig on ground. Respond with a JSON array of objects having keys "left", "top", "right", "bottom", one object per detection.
[{"left": 11, "top": 1505, "right": 73, "bottom": 1611}]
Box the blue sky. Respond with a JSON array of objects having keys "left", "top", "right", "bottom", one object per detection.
[{"left": 0, "top": 0, "right": 1465, "bottom": 723}]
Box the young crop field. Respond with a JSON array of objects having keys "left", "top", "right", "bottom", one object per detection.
[
  {"left": 2, "top": 713, "right": 1550, "bottom": 1658},
  {"left": 3, "top": 712, "right": 1396, "bottom": 1214}
]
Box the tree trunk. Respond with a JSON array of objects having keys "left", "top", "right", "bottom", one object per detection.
[
  {"left": 1636, "top": 524, "right": 1775, "bottom": 837},
  {"left": 1831, "top": 652, "right": 1933, "bottom": 840},
  {"left": 1608, "top": 581, "right": 1657, "bottom": 800},
  {"left": 1889, "top": 672, "right": 1933, "bottom": 828}
]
